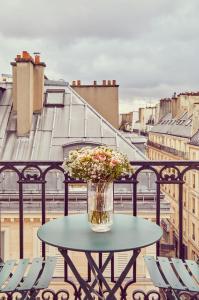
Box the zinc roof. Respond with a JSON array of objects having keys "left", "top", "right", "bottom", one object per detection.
[
  {"left": 190, "top": 129, "right": 199, "bottom": 146},
  {"left": 150, "top": 112, "right": 192, "bottom": 138},
  {"left": 0, "top": 81, "right": 146, "bottom": 161}
]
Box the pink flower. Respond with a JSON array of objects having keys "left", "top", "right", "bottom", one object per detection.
[
  {"left": 110, "top": 159, "right": 119, "bottom": 167},
  {"left": 93, "top": 154, "right": 106, "bottom": 161},
  {"left": 98, "top": 154, "right": 106, "bottom": 161}
]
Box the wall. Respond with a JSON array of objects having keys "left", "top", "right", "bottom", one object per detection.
[
  {"left": 71, "top": 80, "right": 119, "bottom": 129},
  {"left": 148, "top": 132, "right": 199, "bottom": 260}
]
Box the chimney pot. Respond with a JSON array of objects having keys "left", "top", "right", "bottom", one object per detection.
[
  {"left": 22, "top": 51, "right": 28, "bottom": 58},
  {"left": 102, "top": 80, "right": 106, "bottom": 86},
  {"left": 35, "top": 55, "right": 40, "bottom": 64},
  {"left": 22, "top": 51, "right": 32, "bottom": 61}
]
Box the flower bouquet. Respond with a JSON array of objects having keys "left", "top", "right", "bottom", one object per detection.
[{"left": 62, "top": 146, "right": 132, "bottom": 231}]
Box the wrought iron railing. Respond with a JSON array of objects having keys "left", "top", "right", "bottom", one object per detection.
[
  {"left": 0, "top": 160, "right": 199, "bottom": 300},
  {"left": 147, "top": 140, "right": 188, "bottom": 158}
]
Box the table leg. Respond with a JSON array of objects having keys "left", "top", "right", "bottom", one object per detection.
[
  {"left": 85, "top": 252, "right": 115, "bottom": 300},
  {"left": 59, "top": 248, "right": 102, "bottom": 300},
  {"left": 59, "top": 248, "right": 141, "bottom": 300},
  {"left": 86, "top": 250, "right": 140, "bottom": 300},
  {"left": 106, "top": 249, "right": 140, "bottom": 300}
]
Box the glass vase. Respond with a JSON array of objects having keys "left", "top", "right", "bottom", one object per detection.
[{"left": 87, "top": 181, "right": 113, "bottom": 232}]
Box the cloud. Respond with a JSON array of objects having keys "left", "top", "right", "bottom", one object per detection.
[{"left": 1, "top": 0, "right": 199, "bottom": 112}]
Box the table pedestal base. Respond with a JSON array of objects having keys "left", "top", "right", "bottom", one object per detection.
[{"left": 59, "top": 248, "right": 140, "bottom": 300}]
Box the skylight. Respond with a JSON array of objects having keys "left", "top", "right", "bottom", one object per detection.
[{"left": 45, "top": 89, "right": 65, "bottom": 106}]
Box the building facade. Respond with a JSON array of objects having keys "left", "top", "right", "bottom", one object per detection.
[
  {"left": 134, "top": 105, "right": 158, "bottom": 136},
  {"left": 147, "top": 93, "right": 199, "bottom": 259},
  {"left": 119, "top": 111, "right": 139, "bottom": 132}
]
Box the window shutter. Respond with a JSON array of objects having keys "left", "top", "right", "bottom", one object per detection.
[
  {"left": 114, "top": 252, "right": 132, "bottom": 277},
  {"left": 103, "top": 252, "right": 132, "bottom": 278}
]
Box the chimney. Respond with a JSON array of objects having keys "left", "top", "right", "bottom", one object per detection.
[
  {"left": 107, "top": 80, "right": 111, "bottom": 85},
  {"left": 192, "top": 103, "right": 199, "bottom": 136},
  {"left": 112, "top": 80, "right": 116, "bottom": 86},
  {"left": 11, "top": 51, "right": 46, "bottom": 136},
  {"left": 77, "top": 80, "right": 81, "bottom": 86},
  {"left": 102, "top": 80, "right": 106, "bottom": 86},
  {"left": 72, "top": 80, "right": 76, "bottom": 86},
  {"left": 11, "top": 61, "right": 18, "bottom": 112},
  {"left": 33, "top": 53, "right": 46, "bottom": 112},
  {"left": 171, "top": 96, "right": 177, "bottom": 118},
  {"left": 159, "top": 98, "right": 172, "bottom": 120},
  {"left": 93, "top": 80, "right": 97, "bottom": 86}
]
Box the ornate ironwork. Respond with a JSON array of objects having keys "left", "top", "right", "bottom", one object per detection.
[{"left": 0, "top": 160, "right": 199, "bottom": 299}]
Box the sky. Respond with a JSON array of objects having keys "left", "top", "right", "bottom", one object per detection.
[{"left": 0, "top": 0, "right": 199, "bottom": 112}]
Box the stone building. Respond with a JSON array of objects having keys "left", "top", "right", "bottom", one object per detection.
[
  {"left": 119, "top": 111, "right": 139, "bottom": 132},
  {"left": 134, "top": 105, "right": 158, "bottom": 135},
  {"left": 147, "top": 92, "right": 199, "bottom": 259}
]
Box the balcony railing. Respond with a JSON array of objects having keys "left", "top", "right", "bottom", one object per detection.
[
  {"left": 0, "top": 160, "right": 199, "bottom": 300},
  {"left": 147, "top": 140, "right": 189, "bottom": 158}
]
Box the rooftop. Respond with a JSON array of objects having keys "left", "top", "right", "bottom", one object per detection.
[
  {"left": 190, "top": 129, "right": 199, "bottom": 146},
  {"left": 0, "top": 80, "right": 145, "bottom": 161},
  {"left": 150, "top": 111, "right": 192, "bottom": 138}
]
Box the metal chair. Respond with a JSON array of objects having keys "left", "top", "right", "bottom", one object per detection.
[
  {"left": 0, "top": 256, "right": 57, "bottom": 299},
  {"left": 144, "top": 256, "right": 199, "bottom": 299}
]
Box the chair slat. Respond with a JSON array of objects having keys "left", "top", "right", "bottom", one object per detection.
[
  {"left": 0, "top": 260, "right": 16, "bottom": 289},
  {"left": 18, "top": 258, "right": 43, "bottom": 291},
  {"left": 2, "top": 259, "right": 29, "bottom": 292},
  {"left": 144, "top": 256, "right": 168, "bottom": 288},
  {"left": 158, "top": 257, "right": 186, "bottom": 291},
  {"left": 34, "top": 257, "right": 57, "bottom": 289},
  {"left": 171, "top": 258, "right": 199, "bottom": 292},
  {"left": 186, "top": 260, "right": 199, "bottom": 281}
]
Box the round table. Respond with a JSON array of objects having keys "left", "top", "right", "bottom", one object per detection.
[{"left": 38, "top": 214, "right": 162, "bottom": 300}]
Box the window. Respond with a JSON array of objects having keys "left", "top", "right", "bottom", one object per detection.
[
  {"left": 192, "top": 173, "right": 196, "bottom": 189},
  {"left": 185, "top": 119, "right": 192, "bottom": 126},
  {"left": 173, "top": 185, "right": 175, "bottom": 198},
  {"left": 192, "top": 197, "right": 196, "bottom": 214},
  {"left": 192, "top": 152, "right": 196, "bottom": 160},
  {"left": 183, "top": 218, "right": 186, "bottom": 236},
  {"left": 192, "top": 223, "right": 195, "bottom": 241},
  {"left": 63, "top": 141, "right": 102, "bottom": 159},
  {"left": 103, "top": 252, "right": 132, "bottom": 278},
  {"left": 183, "top": 190, "right": 186, "bottom": 208},
  {"left": 45, "top": 89, "right": 65, "bottom": 107}
]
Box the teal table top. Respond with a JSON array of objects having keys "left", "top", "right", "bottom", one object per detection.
[{"left": 37, "top": 214, "right": 162, "bottom": 253}]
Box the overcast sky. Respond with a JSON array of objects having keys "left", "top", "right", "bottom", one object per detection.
[{"left": 0, "top": 0, "right": 199, "bottom": 112}]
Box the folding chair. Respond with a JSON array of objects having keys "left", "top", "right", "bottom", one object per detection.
[
  {"left": 144, "top": 256, "right": 199, "bottom": 300},
  {"left": 0, "top": 256, "right": 56, "bottom": 299}
]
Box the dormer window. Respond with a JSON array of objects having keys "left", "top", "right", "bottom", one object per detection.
[{"left": 62, "top": 141, "right": 103, "bottom": 158}]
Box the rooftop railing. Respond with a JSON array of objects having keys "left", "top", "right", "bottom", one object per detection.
[{"left": 0, "top": 160, "right": 199, "bottom": 299}]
